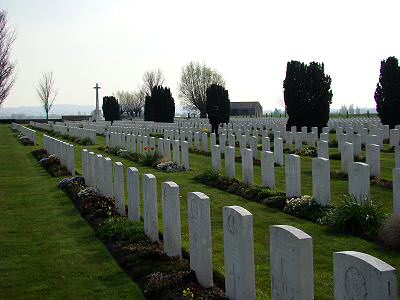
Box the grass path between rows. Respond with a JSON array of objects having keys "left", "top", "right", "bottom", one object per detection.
[
  {"left": 0, "top": 126, "right": 145, "bottom": 299},
  {"left": 31, "top": 126, "right": 400, "bottom": 299}
]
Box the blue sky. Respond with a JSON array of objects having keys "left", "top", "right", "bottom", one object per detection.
[{"left": 2, "top": 0, "right": 400, "bottom": 111}]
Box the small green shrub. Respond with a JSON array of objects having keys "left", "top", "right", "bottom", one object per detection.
[
  {"left": 382, "top": 146, "right": 395, "bottom": 153},
  {"left": 284, "top": 195, "right": 326, "bottom": 222},
  {"left": 325, "top": 194, "right": 385, "bottom": 239},
  {"left": 329, "top": 152, "right": 341, "bottom": 160},
  {"left": 80, "top": 137, "right": 94, "bottom": 146},
  {"left": 329, "top": 139, "right": 338, "bottom": 147},
  {"left": 142, "top": 150, "right": 162, "bottom": 167},
  {"left": 379, "top": 214, "right": 400, "bottom": 250},
  {"left": 105, "top": 146, "right": 120, "bottom": 156},
  {"left": 97, "top": 217, "right": 146, "bottom": 242},
  {"left": 262, "top": 196, "right": 287, "bottom": 210},
  {"left": 118, "top": 149, "right": 143, "bottom": 162}
]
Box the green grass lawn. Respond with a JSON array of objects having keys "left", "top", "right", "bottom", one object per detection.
[
  {"left": 0, "top": 126, "right": 144, "bottom": 299},
  {"left": 31, "top": 126, "right": 400, "bottom": 299}
]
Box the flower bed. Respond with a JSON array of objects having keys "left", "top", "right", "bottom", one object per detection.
[
  {"left": 31, "top": 149, "right": 70, "bottom": 177},
  {"left": 156, "top": 161, "right": 186, "bottom": 172},
  {"left": 193, "top": 169, "right": 284, "bottom": 203},
  {"left": 100, "top": 146, "right": 187, "bottom": 172},
  {"left": 193, "top": 169, "right": 392, "bottom": 246},
  {"left": 17, "top": 134, "right": 34, "bottom": 146},
  {"left": 59, "top": 176, "right": 226, "bottom": 299}
]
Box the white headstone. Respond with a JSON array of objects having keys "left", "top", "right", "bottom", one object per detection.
[
  {"left": 348, "top": 162, "right": 370, "bottom": 204},
  {"left": 82, "top": 149, "right": 89, "bottom": 185},
  {"left": 242, "top": 148, "right": 254, "bottom": 185},
  {"left": 285, "top": 154, "right": 301, "bottom": 198},
  {"left": 202, "top": 132, "right": 209, "bottom": 152},
  {"left": 317, "top": 140, "right": 329, "bottom": 159},
  {"left": 113, "top": 162, "right": 125, "bottom": 216},
  {"left": 181, "top": 141, "right": 189, "bottom": 170},
  {"left": 341, "top": 142, "right": 354, "bottom": 174},
  {"left": 88, "top": 152, "right": 96, "bottom": 188},
  {"left": 334, "top": 251, "right": 397, "bottom": 300},
  {"left": 225, "top": 146, "right": 236, "bottom": 179},
  {"left": 188, "top": 192, "right": 213, "bottom": 288},
  {"left": 393, "top": 168, "right": 400, "bottom": 215},
  {"left": 162, "top": 181, "right": 182, "bottom": 258},
  {"left": 274, "top": 137, "right": 284, "bottom": 166},
  {"left": 143, "top": 174, "right": 159, "bottom": 242},
  {"left": 223, "top": 206, "right": 256, "bottom": 299},
  {"left": 312, "top": 157, "right": 331, "bottom": 206},
  {"left": 366, "top": 144, "right": 380, "bottom": 177},
  {"left": 261, "top": 151, "right": 275, "bottom": 189},
  {"left": 127, "top": 167, "right": 140, "bottom": 221},
  {"left": 95, "top": 154, "right": 104, "bottom": 194},
  {"left": 211, "top": 145, "right": 221, "bottom": 172},
  {"left": 270, "top": 225, "right": 314, "bottom": 300},
  {"left": 103, "top": 157, "right": 113, "bottom": 198}
]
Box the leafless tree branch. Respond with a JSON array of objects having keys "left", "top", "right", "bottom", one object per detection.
[
  {"left": 141, "top": 68, "right": 165, "bottom": 96},
  {"left": 36, "top": 71, "right": 57, "bottom": 119},
  {"left": 178, "top": 61, "right": 225, "bottom": 117},
  {"left": 0, "top": 10, "right": 17, "bottom": 107}
]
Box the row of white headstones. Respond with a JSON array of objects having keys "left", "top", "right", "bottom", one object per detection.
[
  {"left": 30, "top": 121, "right": 97, "bottom": 145},
  {"left": 105, "top": 128, "right": 400, "bottom": 214},
  {"left": 80, "top": 148, "right": 398, "bottom": 300},
  {"left": 11, "top": 123, "right": 37, "bottom": 144},
  {"left": 43, "top": 134, "right": 75, "bottom": 175}
]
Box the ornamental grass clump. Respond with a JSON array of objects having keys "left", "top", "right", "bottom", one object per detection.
[
  {"left": 325, "top": 194, "right": 385, "bottom": 240},
  {"left": 79, "top": 137, "right": 94, "bottom": 146},
  {"left": 284, "top": 195, "right": 326, "bottom": 222},
  {"left": 379, "top": 214, "right": 400, "bottom": 250},
  {"left": 142, "top": 147, "right": 162, "bottom": 167}
]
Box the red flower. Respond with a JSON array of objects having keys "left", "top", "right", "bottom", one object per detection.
[
  {"left": 150, "top": 147, "right": 154, "bottom": 150},
  {"left": 144, "top": 147, "right": 148, "bottom": 151}
]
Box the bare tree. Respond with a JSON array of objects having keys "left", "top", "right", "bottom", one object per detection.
[
  {"left": 141, "top": 68, "right": 165, "bottom": 96},
  {"left": 178, "top": 61, "right": 225, "bottom": 118},
  {"left": 114, "top": 89, "right": 145, "bottom": 117},
  {"left": 131, "top": 89, "right": 146, "bottom": 117},
  {"left": 0, "top": 10, "right": 16, "bottom": 108},
  {"left": 36, "top": 72, "right": 57, "bottom": 120}
]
